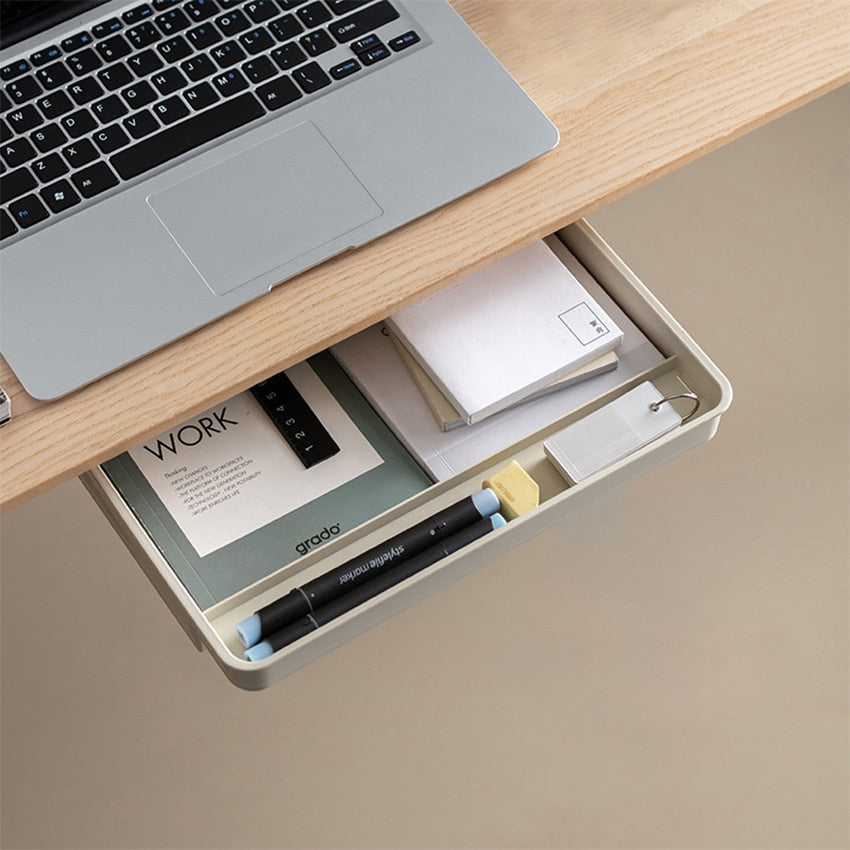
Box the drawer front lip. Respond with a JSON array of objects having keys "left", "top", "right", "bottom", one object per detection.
[{"left": 82, "top": 219, "right": 732, "bottom": 690}]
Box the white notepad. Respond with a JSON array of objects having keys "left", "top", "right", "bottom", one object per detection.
[
  {"left": 544, "top": 381, "right": 683, "bottom": 483},
  {"left": 386, "top": 241, "right": 623, "bottom": 424}
]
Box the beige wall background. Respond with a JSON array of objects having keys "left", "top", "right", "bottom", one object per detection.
[{"left": 2, "top": 85, "right": 848, "bottom": 849}]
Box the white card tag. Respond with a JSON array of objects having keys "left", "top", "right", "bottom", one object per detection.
[{"left": 544, "top": 381, "right": 682, "bottom": 483}]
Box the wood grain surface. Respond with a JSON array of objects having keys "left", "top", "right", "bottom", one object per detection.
[{"left": 1, "top": 0, "right": 847, "bottom": 510}]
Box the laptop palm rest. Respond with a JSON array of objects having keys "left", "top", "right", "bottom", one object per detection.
[{"left": 147, "top": 122, "right": 383, "bottom": 296}]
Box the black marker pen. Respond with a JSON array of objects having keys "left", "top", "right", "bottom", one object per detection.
[
  {"left": 236, "top": 488, "right": 501, "bottom": 648},
  {"left": 244, "top": 513, "right": 505, "bottom": 661}
]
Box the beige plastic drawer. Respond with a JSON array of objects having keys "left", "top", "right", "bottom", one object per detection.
[{"left": 81, "top": 220, "right": 732, "bottom": 690}]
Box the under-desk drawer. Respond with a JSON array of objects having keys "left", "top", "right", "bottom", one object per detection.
[{"left": 81, "top": 220, "right": 732, "bottom": 690}]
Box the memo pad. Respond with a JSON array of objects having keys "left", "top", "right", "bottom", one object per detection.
[
  {"left": 386, "top": 241, "right": 624, "bottom": 424},
  {"left": 544, "top": 381, "right": 683, "bottom": 484}
]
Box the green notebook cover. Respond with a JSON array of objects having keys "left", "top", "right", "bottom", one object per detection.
[{"left": 102, "top": 351, "right": 432, "bottom": 609}]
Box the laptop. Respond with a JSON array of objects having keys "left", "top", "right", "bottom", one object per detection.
[{"left": 0, "top": 0, "right": 558, "bottom": 400}]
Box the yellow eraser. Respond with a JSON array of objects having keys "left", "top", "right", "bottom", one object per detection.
[{"left": 482, "top": 460, "right": 539, "bottom": 520}]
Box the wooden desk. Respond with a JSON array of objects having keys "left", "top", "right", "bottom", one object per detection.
[{"left": 1, "top": 0, "right": 847, "bottom": 511}]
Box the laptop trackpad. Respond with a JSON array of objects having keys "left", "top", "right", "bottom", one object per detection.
[{"left": 147, "top": 122, "right": 383, "bottom": 296}]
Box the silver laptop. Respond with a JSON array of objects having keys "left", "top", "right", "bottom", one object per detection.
[{"left": 0, "top": 0, "right": 558, "bottom": 400}]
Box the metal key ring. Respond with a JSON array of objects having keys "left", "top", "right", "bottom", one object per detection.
[{"left": 649, "top": 391, "right": 700, "bottom": 423}]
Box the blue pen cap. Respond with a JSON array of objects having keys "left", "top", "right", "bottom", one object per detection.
[
  {"left": 244, "top": 641, "right": 274, "bottom": 662},
  {"left": 471, "top": 487, "right": 500, "bottom": 518},
  {"left": 235, "top": 613, "right": 262, "bottom": 648}
]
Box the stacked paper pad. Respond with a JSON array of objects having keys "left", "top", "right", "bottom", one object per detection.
[{"left": 385, "top": 240, "right": 624, "bottom": 428}]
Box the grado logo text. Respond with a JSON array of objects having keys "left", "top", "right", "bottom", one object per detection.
[{"left": 295, "top": 524, "right": 341, "bottom": 556}]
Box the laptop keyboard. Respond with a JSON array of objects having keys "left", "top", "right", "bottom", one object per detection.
[{"left": 0, "top": 0, "right": 424, "bottom": 243}]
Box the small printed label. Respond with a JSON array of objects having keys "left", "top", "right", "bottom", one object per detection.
[{"left": 559, "top": 302, "right": 610, "bottom": 346}]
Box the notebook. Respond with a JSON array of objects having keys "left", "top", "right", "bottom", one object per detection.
[
  {"left": 100, "top": 350, "right": 432, "bottom": 608},
  {"left": 0, "top": 0, "right": 558, "bottom": 400},
  {"left": 386, "top": 240, "right": 624, "bottom": 424}
]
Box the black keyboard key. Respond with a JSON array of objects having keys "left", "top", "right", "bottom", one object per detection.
[
  {"left": 95, "top": 34, "right": 133, "bottom": 63},
  {"left": 8, "top": 193, "right": 49, "bottom": 228},
  {"left": 186, "top": 23, "right": 223, "bottom": 49},
  {"left": 241, "top": 55, "right": 277, "bottom": 83},
  {"left": 32, "top": 153, "right": 69, "bottom": 182},
  {"left": 292, "top": 61, "right": 331, "bottom": 93},
  {"left": 158, "top": 35, "right": 193, "bottom": 63},
  {"left": 1, "top": 137, "right": 36, "bottom": 168},
  {"left": 239, "top": 27, "right": 275, "bottom": 55},
  {"left": 0, "top": 119, "right": 8, "bottom": 143},
  {"left": 181, "top": 53, "right": 217, "bottom": 80},
  {"left": 126, "top": 49, "right": 163, "bottom": 77},
  {"left": 6, "top": 76, "right": 43, "bottom": 105},
  {"left": 211, "top": 68, "right": 249, "bottom": 97},
  {"left": 269, "top": 15, "right": 303, "bottom": 41},
  {"left": 60, "top": 109, "right": 98, "bottom": 138},
  {"left": 329, "top": 0, "right": 399, "bottom": 43},
  {"left": 72, "top": 161, "right": 119, "bottom": 198},
  {"left": 210, "top": 40, "right": 247, "bottom": 68},
  {"left": 216, "top": 9, "right": 252, "bottom": 35},
  {"left": 350, "top": 33, "right": 380, "bottom": 53},
  {"left": 271, "top": 43, "right": 307, "bottom": 70},
  {"left": 37, "top": 90, "right": 74, "bottom": 119},
  {"left": 185, "top": 0, "right": 221, "bottom": 21},
  {"left": 61, "top": 32, "right": 94, "bottom": 53},
  {"left": 5, "top": 105, "right": 42, "bottom": 134},
  {"left": 152, "top": 67, "right": 188, "bottom": 95},
  {"left": 121, "top": 80, "right": 158, "bottom": 109},
  {"left": 93, "top": 18, "right": 124, "bottom": 38},
  {"left": 326, "top": 0, "right": 370, "bottom": 12},
  {"left": 388, "top": 30, "right": 419, "bottom": 51},
  {"left": 183, "top": 81, "right": 219, "bottom": 109},
  {"left": 40, "top": 178, "right": 81, "bottom": 213},
  {"left": 68, "top": 77, "right": 104, "bottom": 105},
  {"left": 0, "top": 209, "right": 18, "bottom": 241},
  {"left": 2, "top": 59, "right": 32, "bottom": 81},
  {"left": 30, "top": 46, "right": 63, "bottom": 67},
  {"left": 123, "top": 108, "right": 160, "bottom": 138},
  {"left": 126, "top": 21, "right": 162, "bottom": 48},
  {"left": 329, "top": 58, "right": 360, "bottom": 79},
  {"left": 93, "top": 123, "right": 131, "bottom": 153},
  {"left": 360, "top": 42, "right": 390, "bottom": 65},
  {"left": 123, "top": 4, "right": 155, "bottom": 24},
  {"left": 297, "top": 1, "right": 333, "bottom": 28},
  {"left": 67, "top": 48, "right": 103, "bottom": 75},
  {"left": 300, "top": 30, "right": 336, "bottom": 57},
  {"left": 110, "top": 91, "right": 264, "bottom": 180},
  {"left": 92, "top": 94, "right": 129, "bottom": 123},
  {"left": 1, "top": 166, "right": 37, "bottom": 202},
  {"left": 156, "top": 8, "right": 191, "bottom": 34},
  {"left": 256, "top": 75, "right": 302, "bottom": 109},
  {"left": 245, "top": 1, "right": 279, "bottom": 23},
  {"left": 152, "top": 95, "right": 190, "bottom": 124},
  {"left": 98, "top": 62, "right": 135, "bottom": 90},
  {"left": 61, "top": 137, "right": 99, "bottom": 168},
  {"left": 30, "top": 123, "right": 67, "bottom": 154},
  {"left": 35, "top": 61, "right": 73, "bottom": 90}
]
